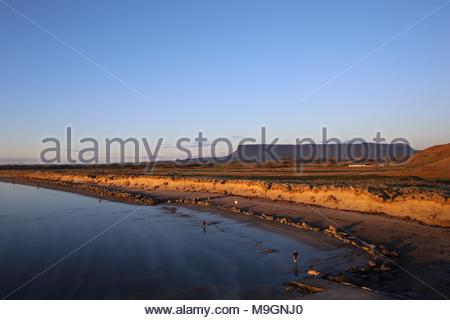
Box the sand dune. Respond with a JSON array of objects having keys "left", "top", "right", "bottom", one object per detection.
[{"left": 404, "top": 143, "right": 450, "bottom": 179}]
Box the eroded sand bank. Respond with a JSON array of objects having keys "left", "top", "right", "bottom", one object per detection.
[{"left": 1, "top": 170, "right": 448, "bottom": 227}]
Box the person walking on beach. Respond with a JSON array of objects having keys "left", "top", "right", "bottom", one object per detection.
[{"left": 292, "top": 250, "right": 299, "bottom": 265}]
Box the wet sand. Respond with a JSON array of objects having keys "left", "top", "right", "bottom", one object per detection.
[
  {"left": 112, "top": 187, "right": 450, "bottom": 299},
  {"left": 0, "top": 181, "right": 383, "bottom": 299}
]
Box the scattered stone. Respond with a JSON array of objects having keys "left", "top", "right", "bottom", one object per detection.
[
  {"left": 262, "top": 248, "right": 279, "bottom": 254},
  {"left": 368, "top": 260, "right": 377, "bottom": 268},
  {"left": 389, "top": 251, "right": 400, "bottom": 257},
  {"left": 380, "top": 264, "right": 392, "bottom": 272},
  {"left": 307, "top": 269, "right": 321, "bottom": 277},
  {"left": 279, "top": 218, "right": 289, "bottom": 224},
  {"left": 352, "top": 266, "right": 368, "bottom": 274},
  {"left": 325, "top": 274, "right": 348, "bottom": 283},
  {"left": 284, "top": 281, "right": 324, "bottom": 294},
  {"left": 259, "top": 214, "right": 274, "bottom": 221},
  {"left": 361, "top": 286, "right": 375, "bottom": 292}
]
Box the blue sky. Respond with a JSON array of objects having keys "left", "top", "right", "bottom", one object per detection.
[{"left": 1, "top": 0, "right": 449, "bottom": 162}]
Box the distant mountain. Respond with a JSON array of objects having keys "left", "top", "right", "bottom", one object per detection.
[{"left": 230, "top": 143, "right": 416, "bottom": 163}]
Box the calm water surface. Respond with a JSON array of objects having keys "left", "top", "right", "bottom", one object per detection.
[{"left": 0, "top": 182, "right": 327, "bottom": 299}]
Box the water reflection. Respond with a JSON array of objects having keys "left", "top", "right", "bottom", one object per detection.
[{"left": 0, "top": 182, "right": 324, "bottom": 299}]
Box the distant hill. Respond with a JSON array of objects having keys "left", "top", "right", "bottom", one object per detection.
[
  {"left": 404, "top": 143, "right": 450, "bottom": 179},
  {"left": 230, "top": 143, "right": 416, "bottom": 163}
]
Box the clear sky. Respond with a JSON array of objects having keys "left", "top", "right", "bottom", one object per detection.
[{"left": 1, "top": 0, "right": 449, "bottom": 163}]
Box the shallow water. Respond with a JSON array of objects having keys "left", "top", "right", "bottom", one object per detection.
[{"left": 0, "top": 182, "right": 327, "bottom": 299}]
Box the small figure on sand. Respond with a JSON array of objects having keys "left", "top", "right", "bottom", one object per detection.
[
  {"left": 202, "top": 220, "right": 207, "bottom": 233},
  {"left": 292, "top": 249, "right": 299, "bottom": 265}
]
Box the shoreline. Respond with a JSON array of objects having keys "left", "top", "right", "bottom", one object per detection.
[
  {"left": 1, "top": 170, "right": 449, "bottom": 227},
  {"left": 0, "top": 178, "right": 386, "bottom": 299},
  {"left": 2, "top": 175, "right": 450, "bottom": 298}
]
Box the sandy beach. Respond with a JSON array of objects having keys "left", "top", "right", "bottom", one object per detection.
[{"left": 1, "top": 170, "right": 449, "bottom": 299}]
